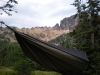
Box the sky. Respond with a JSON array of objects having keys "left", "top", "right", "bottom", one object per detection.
[{"left": 0, "top": 0, "right": 77, "bottom": 28}]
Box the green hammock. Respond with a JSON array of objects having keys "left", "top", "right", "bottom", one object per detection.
[{"left": 6, "top": 25, "right": 89, "bottom": 75}]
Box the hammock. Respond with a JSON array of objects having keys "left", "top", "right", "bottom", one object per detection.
[{"left": 6, "top": 25, "right": 89, "bottom": 75}]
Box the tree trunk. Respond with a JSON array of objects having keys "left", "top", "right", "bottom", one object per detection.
[{"left": 91, "top": 32, "right": 94, "bottom": 49}]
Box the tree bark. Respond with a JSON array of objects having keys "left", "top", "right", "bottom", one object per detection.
[{"left": 91, "top": 32, "right": 94, "bottom": 49}]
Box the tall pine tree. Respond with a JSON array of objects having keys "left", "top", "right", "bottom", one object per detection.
[{"left": 71, "top": 0, "right": 100, "bottom": 75}]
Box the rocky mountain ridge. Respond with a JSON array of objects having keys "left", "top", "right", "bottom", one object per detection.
[
  {"left": 53, "top": 15, "right": 78, "bottom": 31},
  {"left": 0, "top": 15, "right": 78, "bottom": 42}
]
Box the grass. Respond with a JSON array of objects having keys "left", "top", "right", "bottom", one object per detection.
[
  {"left": 0, "top": 67, "right": 62, "bottom": 75},
  {"left": 0, "top": 67, "right": 17, "bottom": 75},
  {"left": 32, "top": 70, "right": 62, "bottom": 75}
]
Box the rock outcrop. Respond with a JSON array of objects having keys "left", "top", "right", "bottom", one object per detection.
[{"left": 53, "top": 15, "right": 79, "bottom": 31}]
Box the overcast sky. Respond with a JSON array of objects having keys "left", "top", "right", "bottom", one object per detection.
[{"left": 0, "top": 0, "right": 78, "bottom": 28}]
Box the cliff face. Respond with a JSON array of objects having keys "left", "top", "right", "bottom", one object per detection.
[
  {"left": 0, "top": 15, "right": 78, "bottom": 42},
  {"left": 60, "top": 15, "right": 78, "bottom": 30},
  {"left": 53, "top": 15, "right": 79, "bottom": 31}
]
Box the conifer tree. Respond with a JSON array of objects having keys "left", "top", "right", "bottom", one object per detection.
[{"left": 71, "top": 0, "right": 100, "bottom": 75}]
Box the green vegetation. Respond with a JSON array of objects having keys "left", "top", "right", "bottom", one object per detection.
[
  {"left": 32, "top": 70, "right": 61, "bottom": 75},
  {"left": 0, "top": 67, "right": 61, "bottom": 75},
  {"left": 0, "top": 67, "right": 16, "bottom": 75},
  {"left": 71, "top": 0, "right": 100, "bottom": 75},
  {"left": 49, "top": 33, "right": 75, "bottom": 49}
]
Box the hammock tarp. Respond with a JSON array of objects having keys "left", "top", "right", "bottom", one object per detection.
[{"left": 7, "top": 26, "right": 89, "bottom": 75}]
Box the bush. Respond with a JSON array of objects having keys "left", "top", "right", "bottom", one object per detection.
[{"left": 14, "top": 59, "right": 33, "bottom": 75}]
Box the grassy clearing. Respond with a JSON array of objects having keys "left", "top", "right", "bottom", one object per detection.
[
  {"left": 32, "top": 70, "right": 62, "bottom": 75},
  {"left": 0, "top": 67, "right": 62, "bottom": 75},
  {"left": 0, "top": 67, "right": 13, "bottom": 72},
  {"left": 0, "top": 67, "right": 17, "bottom": 75}
]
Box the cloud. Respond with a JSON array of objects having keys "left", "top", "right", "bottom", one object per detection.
[
  {"left": 49, "top": 7, "right": 76, "bottom": 18},
  {"left": 0, "top": 0, "right": 77, "bottom": 28}
]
